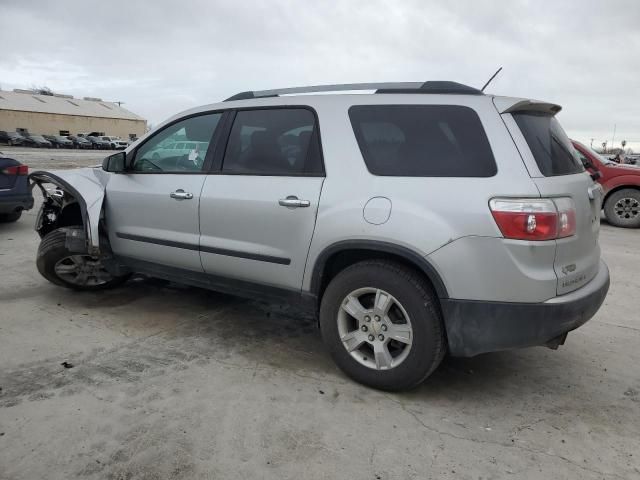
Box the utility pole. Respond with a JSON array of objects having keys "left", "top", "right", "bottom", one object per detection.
[
  {"left": 611, "top": 124, "right": 616, "bottom": 153},
  {"left": 590, "top": 138, "right": 594, "bottom": 148}
]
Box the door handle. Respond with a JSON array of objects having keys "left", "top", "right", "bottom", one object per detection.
[
  {"left": 279, "top": 196, "right": 310, "bottom": 208},
  {"left": 170, "top": 189, "right": 194, "bottom": 200}
]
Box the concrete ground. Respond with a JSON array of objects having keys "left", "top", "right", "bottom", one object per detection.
[{"left": 0, "top": 149, "right": 639, "bottom": 479}]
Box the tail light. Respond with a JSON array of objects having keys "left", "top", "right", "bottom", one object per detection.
[
  {"left": 1, "top": 165, "right": 29, "bottom": 175},
  {"left": 489, "top": 198, "right": 576, "bottom": 241}
]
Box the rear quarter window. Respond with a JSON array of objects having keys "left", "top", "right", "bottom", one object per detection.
[
  {"left": 512, "top": 112, "right": 584, "bottom": 176},
  {"left": 348, "top": 105, "right": 497, "bottom": 177}
]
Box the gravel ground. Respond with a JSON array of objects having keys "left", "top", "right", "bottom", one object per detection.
[
  {"left": 0, "top": 152, "right": 639, "bottom": 479},
  {"left": 0, "top": 146, "right": 110, "bottom": 170}
]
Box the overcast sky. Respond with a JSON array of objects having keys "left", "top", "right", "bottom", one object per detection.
[{"left": 1, "top": 0, "right": 638, "bottom": 150}]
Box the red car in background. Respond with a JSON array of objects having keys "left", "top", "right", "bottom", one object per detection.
[{"left": 573, "top": 140, "right": 640, "bottom": 228}]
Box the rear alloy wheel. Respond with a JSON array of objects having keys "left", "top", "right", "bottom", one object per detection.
[
  {"left": 37, "top": 227, "right": 130, "bottom": 290},
  {"left": 604, "top": 189, "right": 640, "bottom": 228},
  {"left": 320, "top": 260, "right": 445, "bottom": 391},
  {"left": 336, "top": 287, "right": 413, "bottom": 371}
]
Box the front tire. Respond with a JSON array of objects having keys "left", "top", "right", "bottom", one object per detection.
[
  {"left": 320, "top": 260, "right": 445, "bottom": 391},
  {"left": 37, "top": 227, "right": 129, "bottom": 290},
  {"left": 604, "top": 189, "right": 640, "bottom": 228}
]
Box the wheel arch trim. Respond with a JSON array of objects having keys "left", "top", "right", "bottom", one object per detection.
[
  {"left": 603, "top": 183, "right": 640, "bottom": 205},
  {"left": 309, "top": 240, "right": 449, "bottom": 299}
]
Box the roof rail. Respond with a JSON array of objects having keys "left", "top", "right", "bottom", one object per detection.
[{"left": 224, "top": 81, "right": 483, "bottom": 101}]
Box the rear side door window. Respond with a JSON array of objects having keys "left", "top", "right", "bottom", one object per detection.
[
  {"left": 222, "top": 108, "right": 323, "bottom": 176},
  {"left": 349, "top": 105, "right": 497, "bottom": 177}
]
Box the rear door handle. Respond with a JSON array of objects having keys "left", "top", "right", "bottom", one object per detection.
[
  {"left": 279, "top": 196, "right": 310, "bottom": 208},
  {"left": 170, "top": 189, "right": 194, "bottom": 200}
]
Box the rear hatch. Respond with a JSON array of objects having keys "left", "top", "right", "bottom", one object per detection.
[{"left": 499, "top": 100, "right": 602, "bottom": 295}]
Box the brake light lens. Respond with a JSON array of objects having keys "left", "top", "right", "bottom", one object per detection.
[
  {"left": 489, "top": 198, "right": 576, "bottom": 241},
  {"left": 554, "top": 197, "right": 577, "bottom": 238},
  {"left": 1, "top": 165, "right": 29, "bottom": 175}
]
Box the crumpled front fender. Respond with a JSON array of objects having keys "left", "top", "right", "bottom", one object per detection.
[{"left": 29, "top": 167, "right": 110, "bottom": 254}]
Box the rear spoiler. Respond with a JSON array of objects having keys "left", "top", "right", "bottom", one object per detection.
[{"left": 493, "top": 97, "right": 562, "bottom": 115}]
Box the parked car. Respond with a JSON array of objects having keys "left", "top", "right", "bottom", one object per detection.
[
  {"left": 86, "top": 136, "right": 111, "bottom": 150},
  {"left": 67, "top": 135, "right": 93, "bottom": 149},
  {"left": 145, "top": 140, "right": 209, "bottom": 162},
  {"left": 43, "top": 135, "right": 74, "bottom": 149},
  {"left": 101, "top": 136, "right": 129, "bottom": 150},
  {"left": 573, "top": 140, "right": 640, "bottom": 228},
  {"left": 0, "top": 157, "right": 33, "bottom": 222},
  {"left": 29, "top": 81, "right": 609, "bottom": 391},
  {"left": 0, "top": 131, "right": 25, "bottom": 146},
  {"left": 21, "top": 134, "right": 53, "bottom": 148}
]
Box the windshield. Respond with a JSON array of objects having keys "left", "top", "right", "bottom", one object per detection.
[{"left": 31, "top": 135, "right": 45, "bottom": 141}]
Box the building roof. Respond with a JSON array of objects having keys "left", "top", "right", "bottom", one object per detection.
[{"left": 0, "top": 89, "right": 145, "bottom": 121}]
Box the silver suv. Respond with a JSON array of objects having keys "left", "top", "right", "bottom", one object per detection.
[{"left": 30, "top": 81, "right": 610, "bottom": 391}]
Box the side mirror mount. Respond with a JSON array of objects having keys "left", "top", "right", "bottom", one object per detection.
[{"left": 102, "top": 152, "right": 126, "bottom": 173}]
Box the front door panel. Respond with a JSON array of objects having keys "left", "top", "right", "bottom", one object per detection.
[{"left": 106, "top": 174, "right": 206, "bottom": 272}]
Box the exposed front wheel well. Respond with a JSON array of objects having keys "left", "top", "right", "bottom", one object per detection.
[{"left": 37, "top": 200, "right": 84, "bottom": 238}]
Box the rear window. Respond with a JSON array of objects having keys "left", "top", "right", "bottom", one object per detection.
[
  {"left": 348, "top": 105, "right": 497, "bottom": 177},
  {"left": 513, "top": 112, "right": 584, "bottom": 176}
]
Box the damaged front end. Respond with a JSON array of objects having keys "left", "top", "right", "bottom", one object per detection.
[{"left": 30, "top": 168, "right": 109, "bottom": 256}]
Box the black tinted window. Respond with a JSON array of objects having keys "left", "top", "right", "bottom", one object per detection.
[
  {"left": 222, "top": 109, "right": 323, "bottom": 176},
  {"left": 513, "top": 113, "right": 584, "bottom": 176},
  {"left": 349, "top": 105, "right": 496, "bottom": 177}
]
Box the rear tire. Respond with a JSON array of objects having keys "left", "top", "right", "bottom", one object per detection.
[
  {"left": 319, "top": 260, "right": 445, "bottom": 391},
  {"left": 37, "top": 227, "right": 130, "bottom": 290},
  {"left": 0, "top": 211, "right": 21, "bottom": 223},
  {"left": 604, "top": 189, "right": 640, "bottom": 228}
]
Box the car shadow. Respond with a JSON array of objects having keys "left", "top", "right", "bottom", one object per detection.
[{"left": 35, "top": 275, "right": 557, "bottom": 399}]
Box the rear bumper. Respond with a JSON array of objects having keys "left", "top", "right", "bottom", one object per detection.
[
  {"left": 441, "top": 260, "right": 610, "bottom": 357},
  {"left": 0, "top": 192, "right": 34, "bottom": 213}
]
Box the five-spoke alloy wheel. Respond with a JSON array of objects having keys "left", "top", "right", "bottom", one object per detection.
[
  {"left": 320, "top": 260, "right": 445, "bottom": 391},
  {"left": 37, "top": 227, "right": 130, "bottom": 291},
  {"left": 337, "top": 287, "right": 413, "bottom": 370},
  {"left": 54, "top": 255, "right": 116, "bottom": 287}
]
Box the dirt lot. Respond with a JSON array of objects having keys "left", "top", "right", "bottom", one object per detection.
[
  {"left": 0, "top": 149, "right": 639, "bottom": 479},
  {"left": 0, "top": 146, "right": 109, "bottom": 170}
]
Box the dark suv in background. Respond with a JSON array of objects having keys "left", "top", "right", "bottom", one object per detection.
[
  {"left": 43, "top": 135, "right": 74, "bottom": 149},
  {"left": 68, "top": 135, "right": 93, "bottom": 149},
  {"left": 0, "top": 131, "right": 26, "bottom": 146}
]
